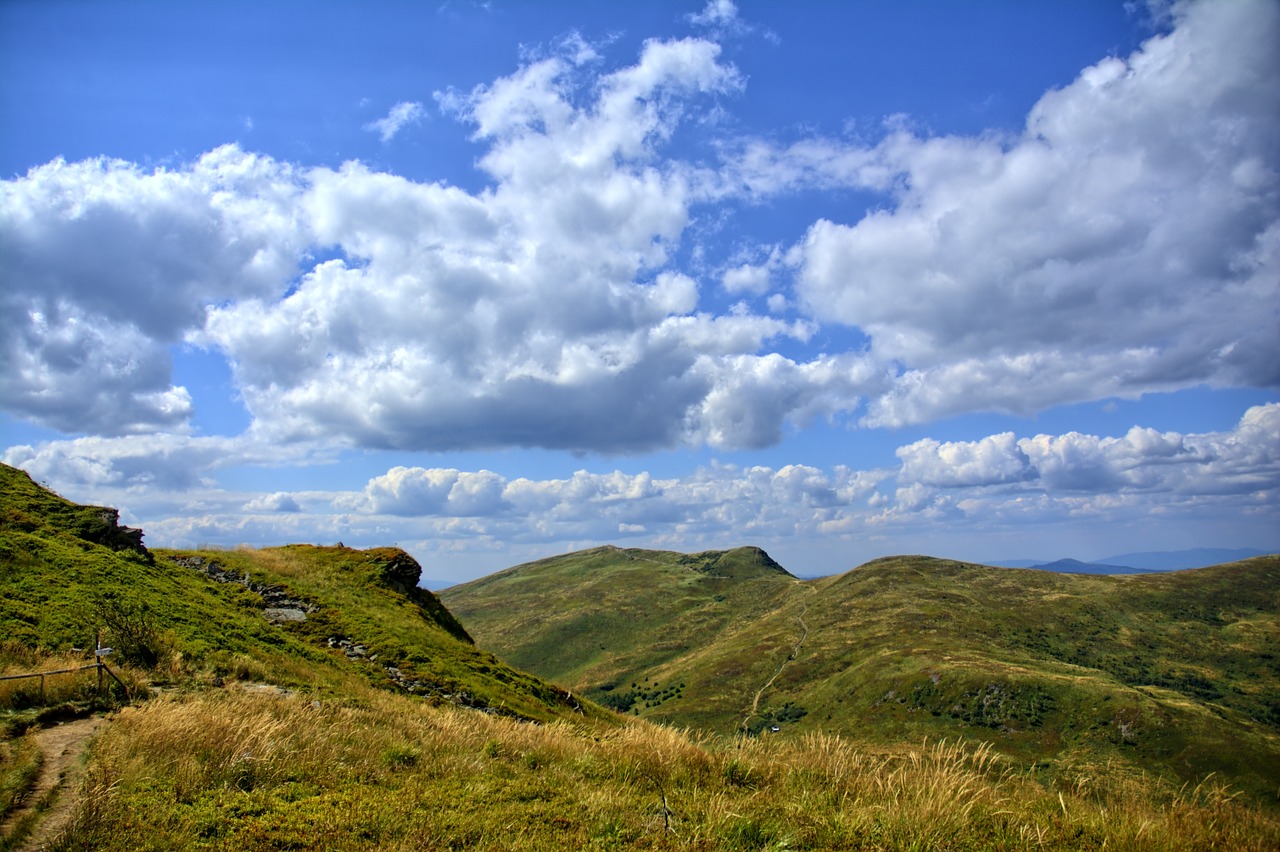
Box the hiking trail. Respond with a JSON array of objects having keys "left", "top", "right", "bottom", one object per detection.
[
  {"left": 739, "top": 585, "right": 816, "bottom": 734},
  {"left": 2, "top": 716, "right": 104, "bottom": 851}
]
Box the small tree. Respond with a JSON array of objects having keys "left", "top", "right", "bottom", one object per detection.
[{"left": 91, "top": 594, "right": 170, "bottom": 669}]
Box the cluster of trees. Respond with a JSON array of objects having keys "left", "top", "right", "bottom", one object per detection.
[{"left": 591, "top": 678, "right": 686, "bottom": 713}]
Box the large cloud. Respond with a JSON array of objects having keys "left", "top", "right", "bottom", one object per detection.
[
  {"left": 897, "top": 432, "right": 1035, "bottom": 488},
  {"left": 890, "top": 403, "right": 1279, "bottom": 525},
  {"left": 789, "top": 0, "right": 1280, "bottom": 426},
  {"left": 0, "top": 431, "right": 316, "bottom": 492},
  {"left": 197, "top": 34, "right": 852, "bottom": 452},
  {"left": 1, "top": 147, "right": 307, "bottom": 434}
]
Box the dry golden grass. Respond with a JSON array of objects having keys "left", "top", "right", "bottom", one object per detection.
[
  {"left": 0, "top": 655, "right": 97, "bottom": 711},
  {"left": 53, "top": 683, "right": 1280, "bottom": 851},
  {"left": 0, "top": 733, "right": 42, "bottom": 819},
  {"left": 0, "top": 644, "right": 148, "bottom": 713}
]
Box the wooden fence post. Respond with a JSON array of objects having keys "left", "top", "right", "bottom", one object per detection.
[{"left": 96, "top": 627, "right": 104, "bottom": 695}]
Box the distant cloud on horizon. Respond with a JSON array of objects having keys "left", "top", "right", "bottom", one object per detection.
[{"left": 6, "top": 403, "right": 1275, "bottom": 569}]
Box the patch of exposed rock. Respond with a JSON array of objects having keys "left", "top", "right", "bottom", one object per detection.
[
  {"left": 170, "top": 555, "right": 318, "bottom": 623},
  {"left": 324, "top": 635, "right": 492, "bottom": 710},
  {"left": 173, "top": 553, "right": 505, "bottom": 716},
  {"left": 76, "top": 507, "right": 151, "bottom": 561}
]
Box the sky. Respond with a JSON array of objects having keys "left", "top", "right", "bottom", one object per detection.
[{"left": 2, "top": 0, "right": 1277, "bottom": 587}]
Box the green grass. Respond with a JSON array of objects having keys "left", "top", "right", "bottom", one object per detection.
[
  {"left": 0, "top": 463, "right": 597, "bottom": 726},
  {"left": 55, "top": 685, "right": 1280, "bottom": 850},
  {"left": 444, "top": 549, "right": 1280, "bottom": 804},
  {"left": 443, "top": 545, "right": 798, "bottom": 690}
]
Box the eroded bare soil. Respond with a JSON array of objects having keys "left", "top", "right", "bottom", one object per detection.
[{"left": 2, "top": 716, "right": 103, "bottom": 851}]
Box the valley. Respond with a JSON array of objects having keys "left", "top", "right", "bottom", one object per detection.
[{"left": 443, "top": 549, "right": 1280, "bottom": 803}]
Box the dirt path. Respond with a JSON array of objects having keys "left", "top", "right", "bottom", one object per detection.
[
  {"left": 739, "top": 592, "right": 813, "bottom": 734},
  {"left": 2, "top": 716, "right": 104, "bottom": 851}
]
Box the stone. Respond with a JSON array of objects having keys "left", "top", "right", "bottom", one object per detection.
[{"left": 263, "top": 608, "right": 307, "bottom": 624}]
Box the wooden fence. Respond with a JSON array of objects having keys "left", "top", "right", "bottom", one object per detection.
[{"left": 0, "top": 632, "right": 130, "bottom": 704}]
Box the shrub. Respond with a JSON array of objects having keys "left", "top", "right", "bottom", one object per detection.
[{"left": 91, "top": 594, "right": 172, "bottom": 670}]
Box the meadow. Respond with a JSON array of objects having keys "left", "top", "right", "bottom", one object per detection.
[{"left": 40, "top": 682, "right": 1280, "bottom": 851}]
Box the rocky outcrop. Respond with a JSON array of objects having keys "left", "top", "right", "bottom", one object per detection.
[
  {"left": 170, "top": 555, "right": 318, "bottom": 623},
  {"left": 171, "top": 549, "right": 501, "bottom": 714},
  {"left": 373, "top": 547, "right": 423, "bottom": 593},
  {"left": 364, "top": 548, "right": 473, "bottom": 645},
  {"left": 76, "top": 507, "right": 150, "bottom": 561}
]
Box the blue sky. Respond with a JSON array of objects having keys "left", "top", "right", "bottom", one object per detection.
[{"left": 2, "top": 0, "right": 1277, "bottom": 586}]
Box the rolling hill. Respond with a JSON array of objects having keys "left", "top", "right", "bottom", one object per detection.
[
  {"left": 443, "top": 547, "right": 1280, "bottom": 803},
  {"left": 1026, "top": 558, "right": 1155, "bottom": 574}
]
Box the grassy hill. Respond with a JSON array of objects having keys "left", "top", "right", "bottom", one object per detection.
[
  {"left": 3, "top": 463, "right": 1279, "bottom": 849},
  {"left": 443, "top": 548, "right": 1280, "bottom": 803},
  {"left": 0, "top": 462, "right": 590, "bottom": 725},
  {"left": 441, "top": 545, "right": 797, "bottom": 689}
]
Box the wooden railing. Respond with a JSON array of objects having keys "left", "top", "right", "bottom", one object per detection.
[{"left": 0, "top": 635, "right": 130, "bottom": 704}]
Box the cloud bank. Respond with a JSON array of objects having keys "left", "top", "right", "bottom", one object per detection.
[
  {"left": 6, "top": 404, "right": 1274, "bottom": 571},
  {"left": 789, "top": 0, "right": 1280, "bottom": 427}
]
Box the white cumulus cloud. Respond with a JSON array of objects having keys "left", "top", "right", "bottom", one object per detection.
[
  {"left": 6, "top": 404, "right": 1273, "bottom": 574},
  {"left": 244, "top": 492, "right": 302, "bottom": 513},
  {"left": 782, "top": 0, "right": 1280, "bottom": 425},
  {"left": 882, "top": 404, "right": 1280, "bottom": 528},
  {"left": 1, "top": 147, "right": 308, "bottom": 434},
  {"left": 2, "top": 0, "right": 1275, "bottom": 456}
]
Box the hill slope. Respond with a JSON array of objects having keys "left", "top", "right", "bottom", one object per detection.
[
  {"left": 446, "top": 545, "right": 797, "bottom": 690},
  {"left": 443, "top": 548, "right": 1280, "bottom": 802},
  {"left": 0, "top": 462, "right": 590, "bottom": 723}
]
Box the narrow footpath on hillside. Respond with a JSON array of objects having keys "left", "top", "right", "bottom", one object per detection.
[
  {"left": 1, "top": 715, "right": 104, "bottom": 852},
  {"left": 738, "top": 585, "right": 816, "bottom": 735}
]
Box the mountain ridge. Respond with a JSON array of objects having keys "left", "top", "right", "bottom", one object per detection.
[
  {"left": 1028, "top": 557, "right": 1156, "bottom": 575},
  {"left": 992, "top": 546, "right": 1272, "bottom": 572},
  {"left": 443, "top": 545, "right": 1280, "bottom": 803}
]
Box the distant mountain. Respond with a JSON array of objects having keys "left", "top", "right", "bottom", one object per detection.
[
  {"left": 443, "top": 546, "right": 1280, "bottom": 804},
  {"left": 991, "top": 547, "right": 1274, "bottom": 573},
  {"left": 1027, "top": 558, "right": 1154, "bottom": 575},
  {"left": 1098, "top": 547, "right": 1272, "bottom": 571}
]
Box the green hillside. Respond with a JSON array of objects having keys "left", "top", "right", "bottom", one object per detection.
[
  {"left": 0, "top": 462, "right": 590, "bottom": 724},
  {"left": 443, "top": 545, "right": 797, "bottom": 688},
  {"left": 443, "top": 548, "right": 1280, "bottom": 803}
]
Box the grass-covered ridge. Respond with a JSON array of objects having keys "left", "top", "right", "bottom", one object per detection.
[
  {"left": 0, "top": 462, "right": 592, "bottom": 724},
  {"left": 444, "top": 548, "right": 1280, "bottom": 804}
]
